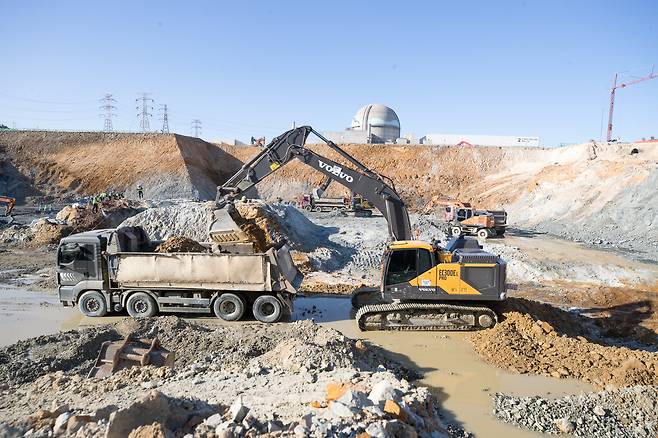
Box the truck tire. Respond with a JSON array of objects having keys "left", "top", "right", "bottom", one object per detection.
[
  {"left": 450, "top": 226, "right": 462, "bottom": 237},
  {"left": 252, "top": 295, "right": 283, "bottom": 323},
  {"left": 477, "top": 229, "right": 489, "bottom": 239},
  {"left": 126, "top": 292, "right": 158, "bottom": 318},
  {"left": 213, "top": 293, "right": 245, "bottom": 321},
  {"left": 78, "top": 290, "right": 108, "bottom": 317},
  {"left": 304, "top": 205, "right": 312, "bottom": 211},
  {"left": 314, "top": 206, "right": 322, "bottom": 212}
]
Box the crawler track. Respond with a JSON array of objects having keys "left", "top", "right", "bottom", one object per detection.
[{"left": 355, "top": 302, "right": 498, "bottom": 331}]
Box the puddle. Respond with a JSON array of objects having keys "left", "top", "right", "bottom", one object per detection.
[
  {"left": 0, "top": 286, "right": 75, "bottom": 347},
  {"left": 294, "top": 295, "right": 593, "bottom": 438}
]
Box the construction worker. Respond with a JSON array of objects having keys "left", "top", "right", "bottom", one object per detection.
[
  {"left": 91, "top": 195, "right": 99, "bottom": 214},
  {"left": 137, "top": 185, "right": 144, "bottom": 200}
]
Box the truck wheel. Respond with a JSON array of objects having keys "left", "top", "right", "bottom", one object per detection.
[
  {"left": 477, "top": 229, "right": 489, "bottom": 239},
  {"left": 450, "top": 226, "right": 461, "bottom": 236},
  {"left": 252, "top": 295, "right": 283, "bottom": 323},
  {"left": 126, "top": 292, "right": 158, "bottom": 318},
  {"left": 304, "top": 205, "right": 312, "bottom": 211},
  {"left": 213, "top": 293, "right": 245, "bottom": 321},
  {"left": 78, "top": 291, "right": 107, "bottom": 317},
  {"left": 314, "top": 206, "right": 322, "bottom": 212}
]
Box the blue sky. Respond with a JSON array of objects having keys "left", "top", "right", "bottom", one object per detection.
[{"left": 1, "top": 0, "right": 656, "bottom": 145}]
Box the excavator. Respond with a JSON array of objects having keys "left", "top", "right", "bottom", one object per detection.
[
  {"left": 211, "top": 126, "right": 507, "bottom": 331},
  {"left": 0, "top": 196, "right": 16, "bottom": 226}
]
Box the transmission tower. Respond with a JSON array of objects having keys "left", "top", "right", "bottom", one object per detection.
[
  {"left": 191, "top": 119, "right": 202, "bottom": 137},
  {"left": 159, "top": 104, "right": 170, "bottom": 133},
  {"left": 136, "top": 93, "right": 154, "bottom": 132},
  {"left": 99, "top": 93, "right": 117, "bottom": 132}
]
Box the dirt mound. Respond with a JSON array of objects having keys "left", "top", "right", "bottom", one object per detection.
[
  {"left": 469, "top": 298, "right": 658, "bottom": 389},
  {"left": 0, "top": 131, "right": 242, "bottom": 201},
  {"left": 56, "top": 199, "right": 144, "bottom": 232},
  {"left": 155, "top": 236, "right": 207, "bottom": 253}
]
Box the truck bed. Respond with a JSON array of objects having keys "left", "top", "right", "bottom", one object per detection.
[{"left": 112, "top": 252, "right": 272, "bottom": 291}]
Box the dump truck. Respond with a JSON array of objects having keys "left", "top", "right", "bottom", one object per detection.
[
  {"left": 213, "top": 126, "right": 507, "bottom": 331},
  {"left": 57, "top": 226, "right": 302, "bottom": 322},
  {"left": 424, "top": 197, "right": 507, "bottom": 239},
  {"left": 298, "top": 176, "right": 373, "bottom": 215}
]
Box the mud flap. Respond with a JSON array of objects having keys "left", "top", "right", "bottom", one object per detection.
[{"left": 88, "top": 335, "right": 175, "bottom": 378}]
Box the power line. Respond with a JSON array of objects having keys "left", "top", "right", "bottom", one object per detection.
[
  {"left": 191, "top": 119, "right": 202, "bottom": 137},
  {"left": 159, "top": 104, "right": 170, "bottom": 134},
  {"left": 136, "top": 93, "right": 154, "bottom": 132},
  {"left": 0, "top": 91, "right": 96, "bottom": 105},
  {"left": 99, "top": 93, "right": 117, "bottom": 132}
]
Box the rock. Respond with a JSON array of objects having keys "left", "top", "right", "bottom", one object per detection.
[
  {"left": 141, "top": 381, "right": 157, "bottom": 389},
  {"left": 106, "top": 391, "right": 170, "bottom": 438},
  {"left": 53, "top": 411, "right": 73, "bottom": 435},
  {"left": 267, "top": 420, "right": 284, "bottom": 433},
  {"left": 50, "top": 403, "right": 69, "bottom": 416},
  {"left": 554, "top": 417, "right": 574, "bottom": 434},
  {"left": 128, "top": 422, "right": 173, "bottom": 438},
  {"left": 204, "top": 413, "right": 224, "bottom": 428},
  {"left": 368, "top": 380, "right": 396, "bottom": 405},
  {"left": 293, "top": 424, "right": 308, "bottom": 437},
  {"left": 329, "top": 401, "right": 354, "bottom": 418},
  {"left": 338, "top": 389, "right": 370, "bottom": 409},
  {"left": 383, "top": 400, "right": 407, "bottom": 421},
  {"left": 66, "top": 415, "right": 92, "bottom": 434},
  {"left": 94, "top": 404, "right": 118, "bottom": 420},
  {"left": 326, "top": 382, "right": 349, "bottom": 401},
  {"left": 365, "top": 421, "right": 388, "bottom": 438},
  {"left": 241, "top": 412, "right": 258, "bottom": 430},
  {"left": 593, "top": 405, "right": 606, "bottom": 416},
  {"left": 228, "top": 395, "right": 249, "bottom": 423}
]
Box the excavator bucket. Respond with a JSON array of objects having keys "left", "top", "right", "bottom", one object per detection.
[
  {"left": 88, "top": 335, "right": 175, "bottom": 378},
  {"left": 208, "top": 208, "right": 249, "bottom": 244}
]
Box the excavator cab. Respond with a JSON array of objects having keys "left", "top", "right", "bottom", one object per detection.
[{"left": 0, "top": 196, "right": 16, "bottom": 226}]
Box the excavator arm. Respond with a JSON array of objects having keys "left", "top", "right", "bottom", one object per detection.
[{"left": 215, "top": 126, "right": 412, "bottom": 241}]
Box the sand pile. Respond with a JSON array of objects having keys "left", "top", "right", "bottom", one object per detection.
[
  {"left": 155, "top": 236, "right": 207, "bottom": 253},
  {"left": 469, "top": 299, "right": 658, "bottom": 389}
]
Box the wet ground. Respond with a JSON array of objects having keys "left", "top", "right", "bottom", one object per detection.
[{"left": 0, "top": 287, "right": 593, "bottom": 438}]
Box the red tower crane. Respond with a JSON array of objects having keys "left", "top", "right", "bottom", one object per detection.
[{"left": 607, "top": 66, "right": 657, "bottom": 142}]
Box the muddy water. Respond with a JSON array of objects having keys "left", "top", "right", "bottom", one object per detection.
[
  {"left": 0, "top": 287, "right": 75, "bottom": 346},
  {"left": 294, "top": 296, "right": 593, "bottom": 438}
]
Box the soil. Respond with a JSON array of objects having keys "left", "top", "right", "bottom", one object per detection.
[
  {"left": 155, "top": 236, "right": 207, "bottom": 253},
  {"left": 469, "top": 298, "right": 658, "bottom": 389}
]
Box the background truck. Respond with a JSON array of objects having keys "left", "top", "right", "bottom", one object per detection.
[
  {"left": 298, "top": 175, "right": 373, "bottom": 215},
  {"left": 424, "top": 197, "right": 507, "bottom": 239},
  {"left": 57, "top": 226, "right": 302, "bottom": 322}
]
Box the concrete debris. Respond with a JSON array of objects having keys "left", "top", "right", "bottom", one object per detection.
[{"left": 494, "top": 386, "right": 658, "bottom": 437}]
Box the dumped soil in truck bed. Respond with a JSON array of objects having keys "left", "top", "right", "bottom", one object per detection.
[{"left": 155, "top": 236, "right": 207, "bottom": 253}]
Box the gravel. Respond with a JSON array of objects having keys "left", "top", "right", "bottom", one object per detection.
[{"left": 493, "top": 385, "right": 658, "bottom": 437}]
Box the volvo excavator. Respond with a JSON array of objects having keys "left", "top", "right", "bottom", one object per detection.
[{"left": 211, "top": 126, "right": 507, "bottom": 331}]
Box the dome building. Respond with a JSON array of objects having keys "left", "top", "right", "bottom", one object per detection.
[{"left": 349, "top": 104, "right": 401, "bottom": 143}]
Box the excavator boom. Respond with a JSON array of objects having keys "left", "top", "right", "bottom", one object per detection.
[{"left": 215, "top": 126, "right": 412, "bottom": 241}]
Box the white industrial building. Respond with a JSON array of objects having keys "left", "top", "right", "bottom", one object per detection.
[
  {"left": 322, "top": 104, "right": 402, "bottom": 144},
  {"left": 419, "top": 133, "right": 540, "bottom": 147},
  {"left": 322, "top": 104, "right": 540, "bottom": 147}
]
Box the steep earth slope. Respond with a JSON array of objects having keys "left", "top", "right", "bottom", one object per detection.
[{"left": 0, "top": 131, "right": 242, "bottom": 201}]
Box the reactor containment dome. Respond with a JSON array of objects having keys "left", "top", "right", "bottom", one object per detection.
[{"left": 350, "top": 104, "right": 400, "bottom": 143}]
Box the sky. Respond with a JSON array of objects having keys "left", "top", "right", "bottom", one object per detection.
[{"left": 0, "top": 0, "right": 656, "bottom": 146}]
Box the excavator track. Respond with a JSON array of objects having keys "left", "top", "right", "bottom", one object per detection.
[{"left": 355, "top": 302, "right": 498, "bottom": 331}]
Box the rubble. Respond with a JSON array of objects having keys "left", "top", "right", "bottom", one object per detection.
[
  {"left": 493, "top": 386, "right": 658, "bottom": 437},
  {"left": 0, "top": 317, "right": 452, "bottom": 437}
]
